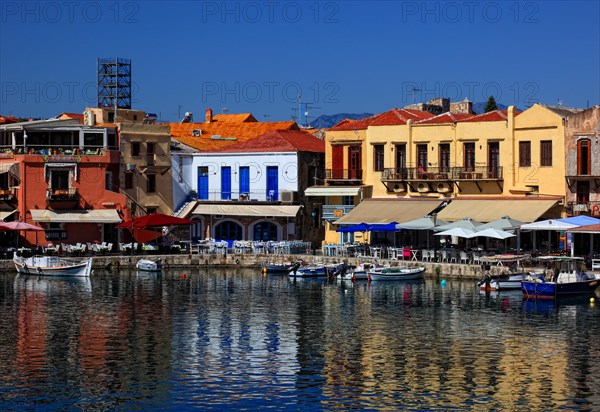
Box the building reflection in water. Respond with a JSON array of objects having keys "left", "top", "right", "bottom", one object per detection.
[{"left": 0, "top": 269, "right": 599, "bottom": 409}]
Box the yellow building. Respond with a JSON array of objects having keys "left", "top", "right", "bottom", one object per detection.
[{"left": 318, "top": 104, "right": 576, "bottom": 244}]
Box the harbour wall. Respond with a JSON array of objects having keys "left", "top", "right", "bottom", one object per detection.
[{"left": 0, "top": 253, "right": 522, "bottom": 279}]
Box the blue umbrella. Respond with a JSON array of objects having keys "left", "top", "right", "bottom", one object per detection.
[
  {"left": 336, "top": 222, "right": 371, "bottom": 233},
  {"left": 369, "top": 221, "right": 400, "bottom": 232}
]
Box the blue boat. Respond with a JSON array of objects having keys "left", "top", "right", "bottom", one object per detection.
[
  {"left": 289, "top": 263, "right": 345, "bottom": 278},
  {"left": 521, "top": 257, "right": 600, "bottom": 299},
  {"left": 264, "top": 261, "right": 300, "bottom": 274}
]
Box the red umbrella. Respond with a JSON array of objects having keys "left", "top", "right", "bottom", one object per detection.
[
  {"left": 0, "top": 221, "right": 45, "bottom": 231},
  {"left": 0, "top": 221, "right": 44, "bottom": 249},
  {"left": 117, "top": 213, "right": 194, "bottom": 229}
]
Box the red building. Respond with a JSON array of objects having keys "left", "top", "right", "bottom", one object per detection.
[{"left": 0, "top": 118, "right": 131, "bottom": 247}]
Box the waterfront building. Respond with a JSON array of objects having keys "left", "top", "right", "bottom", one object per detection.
[
  {"left": 172, "top": 129, "right": 325, "bottom": 245},
  {"left": 318, "top": 101, "right": 584, "bottom": 244},
  {"left": 564, "top": 105, "right": 600, "bottom": 217},
  {"left": 0, "top": 117, "right": 129, "bottom": 247}
]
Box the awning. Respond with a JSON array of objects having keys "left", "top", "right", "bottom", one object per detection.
[
  {"left": 192, "top": 204, "right": 301, "bottom": 217},
  {"left": 334, "top": 199, "right": 443, "bottom": 225},
  {"left": 30, "top": 209, "right": 122, "bottom": 223},
  {"left": 305, "top": 186, "right": 364, "bottom": 196},
  {"left": 0, "top": 162, "right": 20, "bottom": 180},
  {"left": 436, "top": 198, "right": 560, "bottom": 223},
  {"left": 0, "top": 209, "right": 17, "bottom": 220}
]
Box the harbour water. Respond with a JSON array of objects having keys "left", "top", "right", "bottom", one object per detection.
[{"left": 1, "top": 268, "right": 599, "bottom": 410}]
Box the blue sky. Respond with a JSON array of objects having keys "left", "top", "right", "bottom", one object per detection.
[{"left": 1, "top": 1, "right": 599, "bottom": 123}]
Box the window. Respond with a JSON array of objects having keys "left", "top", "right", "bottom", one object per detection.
[
  {"left": 417, "top": 144, "right": 428, "bottom": 170},
  {"left": 215, "top": 221, "right": 243, "bottom": 241},
  {"left": 124, "top": 172, "right": 133, "bottom": 189},
  {"left": 147, "top": 174, "right": 156, "bottom": 193},
  {"left": 342, "top": 196, "right": 354, "bottom": 206},
  {"left": 51, "top": 170, "right": 70, "bottom": 190},
  {"left": 146, "top": 207, "right": 157, "bottom": 215},
  {"left": 131, "top": 142, "right": 140, "bottom": 157},
  {"left": 464, "top": 142, "right": 475, "bottom": 171},
  {"left": 540, "top": 141, "right": 552, "bottom": 167},
  {"left": 577, "top": 139, "right": 591, "bottom": 175},
  {"left": 147, "top": 142, "right": 155, "bottom": 154},
  {"left": 239, "top": 166, "right": 250, "bottom": 195},
  {"left": 253, "top": 222, "right": 278, "bottom": 241},
  {"left": 439, "top": 144, "right": 450, "bottom": 172},
  {"left": 373, "top": 145, "right": 384, "bottom": 172},
  {"left": 221, "top": 166, "right": 231, "bottom": 200},
  {"left": 519, "top": 141, "right": 531, "bottom": 167},
  {"left": 107, "top": 112, "right": 115, "bottom": 123}
]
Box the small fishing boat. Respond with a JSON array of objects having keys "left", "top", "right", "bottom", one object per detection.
[
  {"left": 368, "top": 266, "right": 425, "bottom": 281},
  {"left": 478, "top": 272, "right": 544, "bottom": 291},
  {"left": 14, "top": 254, "right": 93, "bottom": 277},
  {"left": 522, "top": 256, "right": 600, "bottom": 299},
  {"left": 289, "top": 263, "right": 345, "bottom": 278},
  {"left": 136, "top": 258, "right": 162, "bottom": 272},
  {"left": 264, "top": 261, "right": 301, "bottom": 274},
  {"left": 338, "top": 263, "right": 382, "bottom": 281}
]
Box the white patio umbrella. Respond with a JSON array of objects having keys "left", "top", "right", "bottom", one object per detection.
[
  {"left": 434, "top": 217, "right": 483, "bottom": 232},
  {"left": 434, "top": 227, "right": 476, "bottom": 238},
  {"left": 520, "top": 219, "right": 580, "bottom": 253},
  {"left": 396, "top": 216, "right": 448, "bottom": 230},
  {"left": 477, "top": 216, "right": 523, "bottom": 231},
  {"left": 469, "top": 228, "right": 516, "bottom": 239}
]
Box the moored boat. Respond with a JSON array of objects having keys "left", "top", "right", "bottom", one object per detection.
[
  {"left": 521, "top": 257, "right": 600, "bottom": 299},
  {"left": 264, "top": 261, "right": 301, "bottom": 274},
  {"left": 338, "top": 263, "right": 382, "bottom": 281},
  {"left": 478, "top": 272, "right": 544, "bottom": 291},
  {"left": 289, "top": 263, "right": 345, "bottom": 278},
  {"left": 14, "top": 254, "right": 93, "bottom": 277},
  {"left": 136, "top": 258, "right": 162, "bottom": 272},
  {"left": 368, "top": 266, "right": 425, "bottom": 281}
]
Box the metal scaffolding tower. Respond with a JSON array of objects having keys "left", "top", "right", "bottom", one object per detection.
[{"left": 97, "top": 58, "right": 132, "bottom": 109}]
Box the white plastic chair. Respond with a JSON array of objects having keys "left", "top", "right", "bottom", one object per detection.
[{"left": 460, "top": 251, "right": 470, "bottom": 264}]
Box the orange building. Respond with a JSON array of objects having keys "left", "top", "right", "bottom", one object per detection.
[{"left": 0, "top": 118, "right": 130, "bottom": 248}]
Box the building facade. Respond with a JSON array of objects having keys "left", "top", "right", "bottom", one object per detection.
[{"left": 0, "top": 118, "right": 129, "bottom": 247}]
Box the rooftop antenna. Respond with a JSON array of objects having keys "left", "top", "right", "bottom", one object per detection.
[
  {"left": 221, "top": 107, "right": 229, "bottom": 114},
  {"left": 409, "top": 86, "right": 421, "bottom": 103},
  {"left": 301, "top": 102, "right": 321, "bottom": 128},
  {"left": 557, "top": 98, "right": 562, "bottom": 107},
  {"left": 290, "top": 107, "right": 299, "bottom": 122}
]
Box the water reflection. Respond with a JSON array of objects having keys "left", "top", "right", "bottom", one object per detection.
[{"left": 0, "top": 268, "right": 599, "bottom": 410}]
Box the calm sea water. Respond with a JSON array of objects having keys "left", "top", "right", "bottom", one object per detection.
[{"left": 0, "top": 267, "right": 599, "bottom": 411}]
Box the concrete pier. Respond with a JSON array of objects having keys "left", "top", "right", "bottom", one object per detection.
[{"left": 0, "top": 253, "right": 522, "bottom": 280}]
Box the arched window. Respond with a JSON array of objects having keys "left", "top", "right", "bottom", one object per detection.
[
  {"left": 577, "top": 138, "right": 591, "bottom": 175},
  {"left": 214, "top": 221, "right": 243, "bottom": 241},
  {"left": 253, "top": 222, "right": 278, "bottom": 241}
]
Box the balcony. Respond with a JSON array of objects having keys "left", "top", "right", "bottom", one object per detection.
[
  {"left": 382, "top": 166, "right": 503, "bottom": 193},
  {"left": 47, "top": 187, "right": 79, "bottom": 201},
  {"left": 382, "top": 166, "right": 503, "bottom": 182},
  {"left": 566, "top": 201, "right": 600, "bottom": 217},
  {"left": 322, "top": 204, "right": 355, "bottom": 221},
  {"left": 324, "top": 169, "right": 363, "bottom": 184}
]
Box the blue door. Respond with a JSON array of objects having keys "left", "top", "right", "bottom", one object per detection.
[
  {"left": 221, "top": 166, "right": 231, "bottom": 200},
  {"left": 239, "top": 166, "right": 250, "bottom": 196},
  {"left": 266, "top": 166, "right": 278, "bottom": 201},
  {"left": 198, "top": 166, "right": 209, "bottom": 200}
]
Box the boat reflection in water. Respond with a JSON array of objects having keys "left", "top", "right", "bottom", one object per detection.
[
  {"left": 2, "top": 268, "right": 600, "bottom": 410},
  {"left": 14, "top": 273, "right": 92, "bottom": 294}
]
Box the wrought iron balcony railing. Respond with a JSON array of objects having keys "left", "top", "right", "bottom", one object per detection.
[
  {"left": 322, "top": 204, "right": 355, "bottom": 220},
  {"left": 565, "top": 201, "right": 600, "bottom": 216},
  {"left": 47, "top": 187, "right": 79, "bottom": 201},
  {"left": 381, "top": 166, "right": 503, "bottom": 181},
  {"left": 324, "top": 169, "right": 363, "bottom": 181}
]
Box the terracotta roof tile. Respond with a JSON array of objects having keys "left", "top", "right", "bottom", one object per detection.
[
  {"left": 415, "top": 112, "right": 475, "bottom": 124},
  {"left": 460, "top": 109, "right": 522, "bottom": 122},
  {"left": 370, "top": 108, "right": 435, "bottom": 126},
  {"left": 210, "top": 129, "right": 324, "bottom": 153},
  {"left": 57, "top": 112, "right": 84, "bottom": 122},
  {"left": 212, "top": 113, "right": 257, "bottom": 123},
  {"left": 168, "top": 121, "right": 299, "bottom": 151},
  {"left": 329, "top": 113, "right": 386, "bottom": 131}
]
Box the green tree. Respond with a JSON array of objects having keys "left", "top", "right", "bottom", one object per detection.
[{"left": 484, "top": 96, "right": 498, "bottom": 113}]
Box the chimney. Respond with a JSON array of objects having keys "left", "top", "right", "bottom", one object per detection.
[{"left": 205, "top": 108, "right": 213, "bottom": 124}]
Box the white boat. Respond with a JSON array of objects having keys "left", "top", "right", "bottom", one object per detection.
[
  {"left": 368, "top": 266, "right": 425, "bottom": 281},
  {"left": 338, "top": 263, "right": 382, "bottom": 281},
  {"left": 136, "top": 258, "right": 162, "bottom": 272},
  {"left": 14, "top": 254, "right": 93, "bottom": 277},
  {"left": 289, "top": 263, "right": 345, "bottom": 278},
  {"left": 478, "top": 272, "right": 544, "bottom": 291}
]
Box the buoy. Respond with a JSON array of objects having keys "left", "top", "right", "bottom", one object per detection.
[
  {"left": 262, "top": 267, "right": 267, "bottom": 274},
  {"left": 590, "top": 297, "right": 595, "bottom": 303},
  {"left": 441, "top": 279, "right": 447, "bottom": 287}
]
